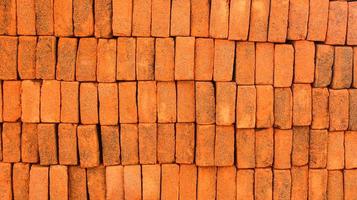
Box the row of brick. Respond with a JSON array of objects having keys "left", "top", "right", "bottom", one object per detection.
[
  {"left": 1, "top": 163, "right": 357, "bottom": 200},
  {"left": 1, "top": 0, "right": 357, "bottom": 43},
  {"left": 1, "top": 36, "right": 357, "bottom": 85}
]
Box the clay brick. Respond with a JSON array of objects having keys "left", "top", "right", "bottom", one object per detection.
[
  {"left": 97, "top": 39, "right": 116, "bottom": 82},
  {"left": 136, "top": 38, "right": 154, "bottom": 80},
  {"left": 73, "top": 0, "right": 94, "bottom": 36},
  {"left": 41, "top": 80, "right": 60, "bottom": 122},
  {"left": 217, "top": 167, "right": 236, "bottom": 200},
  {"left": 21, "top": 123, "right": 39, "bottom": 163},
  {"left": 327, "top": 131, "right": 344, "bottom": 169},
  {"left": 117, "top": 37, "right": 136, "bottom": 80},
  {"left": 179, "top": 165, "right": 197, "bottom": 200},
  {"left": 61, "top": 81, "right": 79, "bottom": 123},
  {"left": 196, "top": 125, "right": 215, "bottom": 166},
  {"left": 274, "top": 88, "right": 292, "bottom": 129},
  {"left": 354, "top": 48, "right": 357, "bottom": 88},
  {"left": 77, "top": 125, "right": 100, "bottom": 168},
  {"left": 344, "top": 170, "right": 357, "bottom": 200},
  {"left": 21, "top": 80, "right": 40, "bottom": 122},
  {"left": 197, "top": 167, "right": 216, "bottom": 200},
  {"left": 213, "top": 40, "right": 235, "bottom": 81},
  {"left": 196, "top": 82, "right": 215, "bottom": 124},
  {"left": 273, "top": 170, "right": 291, "bottom": 200},
  {"left": 35, "top": 0, "right": 53, "bottom": 35},
  {"left": 255, "top": 43, "right": 274, "bottom": 85},
  {"left": 101, "top": 126, "right": 120, "bottom": 166},
  {"left": 314, "top": 44, "right": 334, "bottom": 87},
  {"left": 228, "top": 0, "right": 251, "bottom": 40},
  {"left": 54, "top": 0, "right": 73, "bottom": 36},
  {"left": 291, "top": 166, "right": 308, "bottom": 200},
  {"left": 0, "top": 0, "right": 16, "bottom": 34},
  {"left": 13, "top": 163, "right": 30, "bottom": 200},
  {"left": 268, "top": 0, "right": 289, "bottom": 42},
  {"left": 255, "top": 169, "right": 272, "bottom": 200},
  {"left": 76, "top": 38, "right": 97, "bottom": 81},
  {"left": 345, "top": 131, "right": 357, "bottom": 168},
  {"left": 138, "top": 81, "right": 157, "bottom": 122},
  {"left": 36, "top": 36, "right": 56, "bottom": 79},
  {"left": 171, "top": 0, "right": 190, "bottom": 36},
  {"left": 123, "top": 165, "right": 141, "bottom": 200},
  {"left": 139, "top": 123, "right": 157, "bottom": 164},
  {"left": 249, "top": 0, "right": 269, "bottom": 41},
  {"left": 236, "top": 129, "right": 255, "bottom": 168},
  {"left": 56, "top": 38, "right": 77, "bottom": 81},
  {"left": 106, "top": 166, "right": 124, "bottom": 200},
  {"left": 17, "top": 0, "right": 36, "bottom": 35},
  {"left": 331, "top": 47, "right": 353, "bottom": 89},
  {"left": 50, "top": 165, "right": 68, "bottom": 200},
  {"left": 309, "top": 130, "right": 328, "bottom": 168},
  {"left": 347, "top": 2, "right": 357, "bottom": 45},
  {"left": 80, "top": 83, "right": 98, "bottom": 124},
  {"left": 256, "top": 85, "right": 274, "bottom": 128},
  {"left": 274, "top": 129, "right": 292, "bottom": 169},
  {"left": 175, "top": 37, "right": 195, "bottom": 80},
  {"left": 191, "top": 0, "right": 209, "bottom": 37},
  {"left": 216, "top": 82, "right": 236, "bottom": 125},
  {"left": 68, "top": 166, "right": 87, "bottom": 200},
  {"left": 308, "top": 169, "right": 327, "bottom": 200},
  {"left": 0, "top": 37, "right": 17, "bottom": 80},
  {"left": 87, "top": 166, "right": 106, "bottom": 200},
  {"left": 98, "top": 83, "right": 118, "bottom": 125},
  {"left": 151, "top": 0, "right": 170, "bottom": 37},
  {"left": 58, "top": 124, "right": 78, "bottom": 165},
  {"left": 132, "top": 0, "right": 151, "bottom": 36},
  {"left": 195, "top": 38, "right": 214, "bottom": 81},
  {"left": 294, "top": 41, "right": 315, "bottom": 83},
  {"left": 274, "top": 44, "right": 294, "bottom": 87},
  {"left": 161, "top": 164, "right": 179, "bottom": 200},
  {"left": 236, "top": 86, "right": 256, "bottom": 128},
  {"left": 350, "top": 90, "right": 357, "bottom": 130},
  {"left": 38, "top": 124, "right": 58, "bottom": 165},
  {"left": 312, "top": 88, "right": 329, "bottom": 129},
  {"left": 326, "top": 1, "right": 348, "bottom": 45},
  {"left": 307, "top": 0, "right": 329, "bottom": 41},
  {"left": 287, "top": 0, "right": 309, "bottom": 40},
  {"left": 157, "top": 82, "right": 176, "bottom": 122},
  {"left": 29, "top": 165, "right": 48, "bottom": 200},
  {"left": 176, "top": 123, "right": 195, "bottom": 164},
  {"left": 292, "top": 127, "right": 309, "bottom": 166},
  {"left": 118, "top": 82, "right": 138, "bottom": 123},
  {"left": 157, "top": 124, "right": 175, "bottom": 163},
  {"left": 112, "top": 0, "right": 132, "bottom": 36},
  {"left": 94, "top": 0, "right": 112, "bottom": 37},
  {"left": 329, "top": 89, "right": 349, "bottom": 131},
  {"left": 177, "top": 81, "right": 195, "bottom": 122},
  {"left": 210, "top": 0, "right": 229, "bottom": 38},
  {"left": 120, "top": 124, "right": 139, "bottom": 165},
  {"left": 2, "top": 122, "right": 20, "bottom": 162},
  {"left": 235, "top": 42, "right": 255, "bottom": 85},
  {"left": 0, "top": 163, "right": 12, "bottom": 200},
  {"left": 155, "top": 38, "right": 174, "bottom": 81},
  {"left": 293, "top": 84, "right": 312, "bottom": 126},
  {"left": 142, "top": 165, "right": 161, "bottom": 200},
  {"left": 255, "top": 128, "right": 274, "bottom": 168},
  {"left": 214, "top": 126, "right": 234, "bottom": 166},
  {"left": 328, "top": 171, "right": 344, "bottom": 200},
  {"left": 18, "top": 36, "right": 36, "bottom": 79}
]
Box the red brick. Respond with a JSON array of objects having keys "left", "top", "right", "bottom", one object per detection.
[
  {"left": 345, "top": 131, "right": 357, "bottom": 168},
  {"left": 344, "top": 170, "right": 357, "bottom": 200},
  {"left": 0, "top": 163, "right": 12, "bottom": 200},
  {"left": 124, "top": 165, "right": 141, "bottom": 200},
  {"left": 249, "top": 0, "right": 269, "bottom": 41},
  {"left": 118, "top": 82, "right": 138, "bottom": 123},
  {"left": 68, "top": 166, "right": 87, "bottom": 200},
  {"left": 100, "top": 126, "right": 120, "bottom": 165},
  {"left": 50, "top": 165, "right": 68, "bottom": 200},
  {"left": 274, "top": 129, "right": 292, "bottom": 169},
  {"left": 213, "top": 40, "right": 235, "bottom": 81},
  {"left": 217, "top": 167, "right": 236, "bottom": 200},
  {"left": 215, "top": 130, "right": 235, "bottom": 168},
  {"left": 293, "top": 84, "right": 312, "bottom": 126},
  {"left": 120, "top": 124, "right": 139, "bottom": 165},
  {"left": 139, "top": 123, "right": 157, "bottom": 164},
  {"left": 268, "top": 0, "right": 289, "bottom": 42},
  {"left": 112, "top": 0, "right": 132, "bottom": 36},
  {"left": 236, "top": 170, "right": 254, "bottom": 200},
  {"left": 307, "top": 0, "right": 329, "bottom": 41},
  {"left": 175, "top": 37, "right": 195, "bottom": 80},
  {"left": 76, "top": 38, "right": 97, "bottom": 81},
  {"left": 329, "top": 89, "right": 349, "bottom": 131},
  {"left": 347, "top": 2, "right": 357, "bottom": 45},
  {"left": 157, "top": 124, "right": 175, "bottom": 163},
  {"left": 354, "top": 47, "right": 357, "bottom": 88},
  {"left": 161, "top": 164, "right": 179, "bottom": 200},
  {"left": 29, "top": 165, "right": 48, "bottom": 200},
  {"left": 309, "top": 130, "right": 328, "bottom": 168},
  {"left": 132, "top": 0, "right": 151, "bottom": 36},
  {"left": 294, "top": 41, "right": 315, "bottom": 83},
  {"left": 36, "top": 36, "right": 56, "bottom": 79},
  {"left": 228, "top": 0, "right": 250, "bottom": 40},
  {"left": 61, "top": 81, "right": 79, "bottom": 123},
  {"left": 236, "top": 129, "right": 255, "bottom": 169},
  {"left": 138, "top": 81, "right": 156, "bottom": 122},
  {"left": 136, "top": 38, "right": 154, "bottom": 80},
  {"left": 58, "top": 124, "right": 78, "bottom": 165},
  {"left": 312, "top": 88, "right": 329, "bottom": 129},
  {"left": 235, "top": 42, "right": 255, "bottom": 85},
  {"left": 142, "top": 165, "right": 161, "bottom": 200},
  {"left": 97, "top": 39, "right": 116, "bottom": 82},
  {"left": 256, "top": 85, "right": 274, "bottom": 128},
  {"left": 21, "top": 80, "right": 40, "bottom": 122},
  {"left": 171, "top": 0, "right": 190, "bottom": 36},
  {"left": 35, "top": 0, "right": 53, "bottom": 35},
  {"left": 54, "top": 0, "right": 73, "bottom": 36},
  {"left": 73, "top": 0, "right": 94, "bottom": 36},
  {"left": 331, "top": 47, "right": 353, "bottom": 89},
  {"left": 291, "top": 166, "right": 308, "bottom": 200},
  {"left": 292, "top": 127, "right": 309, "bottom": 166},
  {"left": 177, "top": 81, "right": 195, "bottom": 122},
  {"left": 308, "top": 169, "right": 327, "bottom": 200},
  {"left": 106, "top": 166, "right": 124, "bottom": 200},
  {"left": 13, "top": 163, "right": 30, "bottom": 200},
  {"left": 255, "top": 128, "right": 274, "bottom": 168},
  {"left": 255, "top": 43, "right": 274, "bottom": 85},
  {"left": 196, "top": 82, "right": 215, "bottom": 124},
  {"left": 350, "top": 90, "right": 357, "bottom": 130},
  {"left": 176, "top": 123, "right": 195, "bottom": 164},
  {"left": 80, "top": 83, "right": 98, "bottom": 124},
  {"left": 98, "top": 83, "right": 118, "bottom": 125},
  {"left": 151, "top": 0, "right": 170, "bottom": 37},
  {"left": 328, "top": 171, "right": 344, "bottom": 200},
  {"left": 157, "top": 82, "right": 176, "bottom": 122},
  {"left": 191, "top": 0, "right": 209, "bottom": 37},
  {"left": 274, "top": 44, "right": 294, "bottom": 87},
  {"left": 210, "top": 0, "right": 229, "bottom": 38},
  {"left": 38, "top": 124, "right": 58, "bottom": 165},
  {"left": 0, "top": 0, "right": 16, "bottom": 34},
  {"left": 155, "top": 38, "right": 174, "bottom": 81},
  {"left": 314, "top": 45, "right": 334, "bottom": 87},
  {"left": 87, "top": 166, "right": 106, "bottom": 200},
  {"left": 326, "top": 1, "right": 348, "bottom": 45},
  {"left": 327, "top": 131, "right": 344, "bottom": 169},
  {"left": 56, "top": 38, "right": 77, "bottom": 81},
  {"left": 236, "top": 86, "right": 256, "bottom": 128},
  {"left": 41, "top": 80, "right": 60, "bottom": 122},
  {"left": 179, "top": 165, "right": 197, "bottom": 200},
  {"left": 287, "top": 0, "right": 309, "bottom": 40},
  {"left": 2, "top": 122, "right": 20, "bottom": 162},
  {"left": 21, "top": 123, "right": 39, "bottom": 163},
  {"left": 196, "top": 125, "right": 215, "bottom": 166},
  {"left": 273, "top": 170, "right": 291, "bottom": 200},
  {"left": 18, "top": 36, "right": 36, "bottom": 79},
  {"left": 197, "top": 167, "right": 216, "bottom": 200},
  {"left": 274, "top": 88, "right": 292, "bottom": 129},
  {"left": 77, "top": 125, "right": 100, "bottom": 168},
  {"left": 17, "top": 0, "right": 36, "bottom": 35},
  {"left": 255, "top": 169, "right": 272, "bottom": 200},
  {"left": 117, "top": 37, "right": 136, "bottom": 80},
  {"left": 195, "top": 38, "right": 214, "bottom": 81},
  {"left": 94, "top": 0, "right": 112, "bottom": 37},
  {"left": 0, "top": 37, "right": 17, "bottom": 80},
  {"left": 216, "top": 82, "right": 236, "bottom": 125}
]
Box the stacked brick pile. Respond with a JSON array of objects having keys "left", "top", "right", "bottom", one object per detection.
[{"left": 0, "top": 0, "right": 357, "bottom": 199}]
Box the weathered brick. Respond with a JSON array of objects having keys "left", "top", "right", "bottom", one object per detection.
[
  {"left": 0, "top": 37, "right": 17, "bottom": 80},
  {"left": 177, "top": 81, "right": 195, "bottom": 122},
  {"left": 123, "top": 165, "right": 141, "bottom": 200},
  {"left": 38, "top": 124, "right": 58, "bottom": 165},
  {"left": 176, "top": 123, "right": 195, "bottom": 164},
  {"left": 138, "top": 81, "right": 157, "bottom": 122},
  {"left": 293, "top": 84, "right": 312, "bottom": 126},
  {"left": 228, "top": 0, "right": 250, "bottom": 40},
  {"left": 210, "top": 0, "right": 229, "bottom": 38},
  {"left": 347, "top": 2, "right": 357, "bottom": 45},
  {"left": 179, "top": 165, "right": 197, "bottom": 200},
  {"left": 61, "top": 81, "right": 79, "bottom": 123},
  {"left": 255, "top": 128, "right": 274, "bottom": 168},
  {"left": 327, "top": 131, "right": 344, "bottom": 169},
  {"left": 216, "top": 82, "right": 236, "bottom": 125},
  {"left": 97, "top": 39, "right": 116, "bottom": 82},
  {"left": 236, "top": 86, "right": 256, "bottom": 128},
  {"left": 314, "top": 45, "right": 334, "bottom": 87},
  {"left": 215, "top": 126, "right": 235, "bottom": 166},
  {"left": 274, "top": 129, "right": 292, "bottom": 169},
  {"left": 139, "top": 123, "right": 157, "bottom": 164},
  {"left": 312, "top": 88, "right": 329, "bottom": 129},
  {"left": 112, "top": 0, "right": 132, "bottom": 36},
  {"left": 307, "top": 0, "right": 329, "bottom": 41},
  {"left": 98, "top": 83, "right": 118, "bottom": 125},
  {"left": 29, "top": 166, "right": 49, "bottom": 199},
  {"left": 80, "top": 83, "right": 98, "bottom": 124},
  {"left": 73, "top": 0, "right": 94, "bottom": 36},
  {"left": 249, "top": 0, "right": 269, "bottom": 41},
  {"left": 329, "top": 89, "right": 349, "bottom": 131},
  {"left": 236, "top": 129, "right": 255, "bottom": 168},
  {"left": 17, "top": 0, "right": 36, "bottom": 35},
  {"left": 21, "top": 80, "right": 40, "bottom": 122},
  {"left": 142, "top": 165, "right": 161, "bottom": 200},
  {"left": 274, "top": 44, "right": 294, "bottom": 87},
  {"left": 132, "top": 0, "right": 151, "bottom": 36},
  {"left": 76, "top": 38, "right": 97, "bottom": 81},
  {"left": 77, "top": 125, "right": 100, "bottom": 168},
  {"left": 157, "top": 82, "right": 176, "bottom": 122},
  {"left": 68, "top": 166, "right": 87, "bottom": 200},
  {"left": 101, "top": 126, "right": 120, "bottom": 165},
  {"left": 196, "top": 125, "right": 215, "bottom": 166},
  {"left": 87, "top": 166, "right": 106, "bottom": 200},
  {"left": 308, "top": 169, "right": 328, "bottom": 200},
  {"left": 13, "top": 163, "right": 30, "bottom": 200},
  {"left": 255, "top": 169, "right": 272, "bottom": 200},
  {"left": 117, "top": 37, "right": 136, "bottom": 80},
  {"left": 41, "top": 80, "right": 60, "bottom": 122},
  {"left": 155, "top": 38, "right": 174, "bottom": 81},
  {"left": 50, "top": 165, "right": 68, "bottom": 200},
  {"left": 294, "top": 41, "right": 315, "bottom": 83},
  {"left": 287, "top": 0, "right": 309, "bottom": 40},
  {"left": 292, "top": 127, "right": 309, "bottom": 166},
  {"left": 217, "top": 167, "right": 236, "bottom": 200},
  {"left": 331, "top": 47, "right": 353, "bottom": 89},
  {"left": 350, "top": 90, "right": 357, "bottom": 130},
  {"left": 268, "top": 0, "right": 289, "bottom": 42},
  {"left": 274, "top": 88, "right": 292, "bottom": 129},
  {"left": 273, "top": 170, "right": 291, "bottom": 200},
  {"left": 161, "top": 164, "right": 179, "bottom": 200},
  {"left": 175, "top": 37, "right": 195, "bottom": 80},
  {"left": 21, "top": 123, "right": 39, "bottom": 163},
  {"left": 56, "top": 38, "right": 77, "bottom": 81},
  {"left": 151, "top": 0, "right": 170, "bottom": 37},
  {"left": 118, "top": 82, "right": 138, "bottom": 123},
  {"left": 256, "top": 85, "right": 274, "bottom": 128},
  {"left": 196, "top": 82, "right": 215, "bottom": 124},
  {"left": 120, "top": 124, "right": 139, "bottom": 165},
  {"left": 2, "top": 122, "right": 21, "bottom": 162},
  {"left": 327, "top": 171, "right": 344, "bottom": 200},
  {"left": 35, "top": 0, "right": 54, "bottom": 35},
  {"left": 195, "top": 38, "right": 214, "bottom": 81},
  {"left": 54, "top": 0, "right": 73, "bottom": 36},
  {"left": 235, "top": 42, "right": 255, "bottom": 85},
  {"left": 18, "top": 36, "right": 36, "bottom": 79},
  {"left": 157, "top": 123, "right": 175, "bottom": 163},
  {"left": 197, "top": 167, "right": 216, "bottom": 200},
  {"left": 255, "top": 43, "right": 274, "bottom": 85},
  {"left": 213, "top": 40, "right": 235, "bottom": 81},
  {"left": 291, "top": 166, "right": 308, "bottom": 200},
  {"left": 191, "top": 0, "right": 209, "bottom": 37},
  {"left": 106, "top": 166, "right": 124, "bottom": 200},
  {"left": 94, "top": 0, "right": 112, "bottom": 37},
  {"left": 58, "top": 124, "right": 78, "bottom": 165},
  {"left": 136, "top": 38, "right": 155, "bottom": 80},
  {"left": 36, "top": 36, "right": 56, "bottom": 79},
  {"left": 309, "top": 130, "right": 328, "bottom": 168},
  {"left": 326, "top": 1, "right": 348, "bottom": 45}
]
